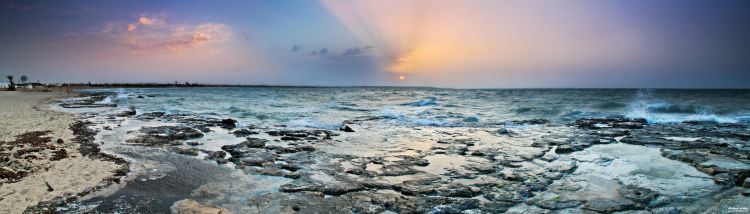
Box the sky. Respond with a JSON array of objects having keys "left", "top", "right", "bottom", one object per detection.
[{"left": 1, "top": 0, "right": 749, "bottom": 88}]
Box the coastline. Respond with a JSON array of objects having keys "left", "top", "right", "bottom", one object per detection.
[
  {"left": 1, "top": 88, "right": 749, "bottom": 213},
  {"left": 0, "top": 90, "right": 128, "bottom": 213}
]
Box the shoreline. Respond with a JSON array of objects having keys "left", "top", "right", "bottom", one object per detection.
[
  {"left": 0, "top": 90, "right": 129, "bottom": 213},
  {"left": 2, "top": 88, "right": 749, "bottom": 213}
]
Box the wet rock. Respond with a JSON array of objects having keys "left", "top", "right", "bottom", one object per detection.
[
  {"left": 207, "top": 151, "right": 226, "bottom": 160},
  {"left": 280, "top": 136, "right": 301, "bottom": 141},
  {"left": 651, "top": 207, "right": 681, "bottom": 214},
  {"left": 126, "top": 126, "right": 204, "bottom": 146},
  {"left": 186, "top": 141, "right": 203, "bottom": 146},
  {"left": 555, "top": 144, "right": 589, "bottom": 154},
  {"left": 483, "top": 189, "right": 527, "bottom": 203},
  {"left": 536, "top": 199, "right": 582, "bottom": 210},
  {"left": 126, "top": 106, "right": 136, "bottom": 115},
  {"left": 510, "top": 119, "right": 549, "bottom": 125},
  {"left": 232, "top": 129, "right": 259, "bottom": 137},
  {"left": 322, "top": 183, "right": 366, "bottom": 196},
  {"left": 436, "top": 183, "right": 483, "bottom": 198},
  {"left": 714, "top": 173, "right": 736, "bottom": 185},
  {"left": 743, "top": 178, "right": 750, "bottom": 188},
  {"left": 221, "top": 138, "right": 268, "bottom": 155},
  {"left": 465, "top": 164, "right": 496, "bottom": 174},
  {"left": 339, "top": 125, "right": 355, "bottom": 132},
  {"left": 267, "top": 129, "right": 339, "bottom": 140},
  {"left": 233, "top": 151, "right": 277, "bottom": 167},
  {"left": 379, "top": 165, "right": 419, "bottom": 176},
  {"left": 221, "top": 118, "right": 237, "bottom": 129},
  {"left": 136, "top": 111, "right": 166, "bottom": 119},
  {"left": 576, "top": 118, "right": 646, "bottom": 129},
  {"left": 497, "top": 128, "right": 515, "bottom": 136},
  {"left": 619, "top": 185, "right": 659, "bottom": 205},
  {"left": 173, "top": 147, "right": 199, "bottom": 156},
  {"left": 265, "top": 145, "right": 316, "bottom": 153},
  {"left": 59, "top": 93, "right": 118, "bottom": 108},
  {"left": 582, "top": 198, "right": 638, "bottom": 213}
]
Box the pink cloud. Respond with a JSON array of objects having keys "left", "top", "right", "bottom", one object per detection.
[{"left": 77, "top": 16, "right": 234, "bottom": 54}]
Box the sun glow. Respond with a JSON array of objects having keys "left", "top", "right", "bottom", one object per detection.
[{"left": 399, "top": 75, "right": 405, "bottom": 81}]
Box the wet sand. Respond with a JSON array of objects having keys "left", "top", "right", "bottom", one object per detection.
[{"left": 0, "top": 91, "right": 123, "bottom": 213}]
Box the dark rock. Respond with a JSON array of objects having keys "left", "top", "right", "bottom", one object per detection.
[
  {"left": 482, "top": 189, "right": 527, "bottom": 203},
  {"left": 280, "top": 136, "right": 301, "bottom": 141},
  {"left": 510, "top": 119, "right": 549, "bottom": 125},
  {"left": 173, "top": 148, "right": 199, "bottom": 156},
  {"left": 555, "top": 144, "right": 588, "bottom": 154},
  {"left": 436, "top": 183, "right": 483, "bottom": 198},
  {"left": 497, "top": 128, "right": 515, "bottom": 136},
  {"left": 714, "top": 173, "right": 736, "bottom": 185},
  {"left": 744, "top": 178, "right": 750, "bottom": 188},
  {"left": 380, "top": 165, "right": 419, "bottom": 176},
  {"left": 339, "top": 125, "right": 355, "bottom": 132},
  {"left": 651, "top": 207, "right": 681, "bottom": 214},
  {"left": 207, "top": 151, "right": 226, "bottom": 159},
  {"left": 234, "top": 152, "right": 277, "bottom": 166},
  {"left": 125, "top": 106, "right": 137, "bottom": 116},
  {"left": 233, "top": 129, "right": 259, "bottom": 137},
  {"left": 186, "top": 141, "right": 203, "bottom": 146},
  {"left": 136, "top": 111, "right": 166, "bottom": 119},
  {"left": 576, "top": 118, "right": 646, "bottom": 129},
  {"left": 56, "top": 139, "right": 64, "bottom": 144},
  {"left": 221, "top": 118, "right": 237, "bottom": 129},
  {"left": 221, "top": 138, "right": 268, "bottom": 156},
  {"left": 137, "top": 95, "right": 145, "bottom": 98},
  {"left": 619, "top": 185, "right": 659, "bottom": 204},
  {"left": 536, "top": 199, "right": 582, "bottom": 210},
  {"left": 322, "top": 183, "right": 365, "bottom": 196},
  {"left": 126, "top": 126, "right": 204, "bottom": 146},
  {"left": 582, "top": 198, "right": 638, "bottom": 213}
]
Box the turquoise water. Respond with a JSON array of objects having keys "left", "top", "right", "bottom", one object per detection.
[{"left": 86, "top": 88, "right": 750, "bottom": 129}]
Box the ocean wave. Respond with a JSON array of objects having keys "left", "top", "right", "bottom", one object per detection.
[
  {"left": 323, "top": 103, "right": 371, "bottom": 112},
  {"left": 379, "top": 109, "right": 464, "bottom": 127},
  {"left": 286, "top": 119, "right": 340, "bottom": 130},
  {"left": 401, "top": 97, "right": 438, "bottom": 107},
  {"left": 625, "top": 90, "right": 738, "bottom": 123}
]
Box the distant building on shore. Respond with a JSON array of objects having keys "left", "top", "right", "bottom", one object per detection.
[{"left": 15, "top": 83, "right": 46, "bottom": 89}]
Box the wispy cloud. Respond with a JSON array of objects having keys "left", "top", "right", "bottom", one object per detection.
[{"left": 55, "top": 15, "right": 232, "bottom": 54}]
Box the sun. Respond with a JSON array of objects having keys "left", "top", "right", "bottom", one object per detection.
[{"left": 399, "top": 75, "right": 405, "bottom": 81}]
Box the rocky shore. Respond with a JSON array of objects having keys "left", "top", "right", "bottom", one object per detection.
[
  {"left": 7, "top": 90, "right": 748, "bottom": 213},
  {"left": 40, "top": 91, "right": 750, "bottom": 213}
]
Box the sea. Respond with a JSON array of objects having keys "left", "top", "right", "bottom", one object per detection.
[
  {"left": 54, "top": 87, "right": 750, "bottom": 213},
  {"left": 90, "top": 87, "right": 750, "bottom": 128}
]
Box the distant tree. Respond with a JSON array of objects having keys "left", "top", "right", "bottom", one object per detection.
[
  {"left": 20, "top": 75, "right": 28, "bottom": 83},
  {"left": 6, "top": 75, "right": 15, "bottom": 91}
]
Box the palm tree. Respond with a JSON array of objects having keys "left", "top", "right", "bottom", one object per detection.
[
  {"left": 20, "top": 75, "right": 28, "bottom": 84},
  {"left": 6, "top": 75, "right": 15, "bottom": 91}
]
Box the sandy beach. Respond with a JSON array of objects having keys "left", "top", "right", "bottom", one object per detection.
[{"left": 0, "top": 91, "right": 124, "bottom": 213}]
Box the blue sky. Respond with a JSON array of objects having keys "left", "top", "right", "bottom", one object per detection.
[{"left": 1, "top": 0, "right": 749, "bottom": 88}]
